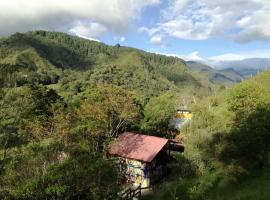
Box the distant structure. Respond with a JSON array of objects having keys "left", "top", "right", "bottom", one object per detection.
[
  {"left": 107, "top": 132, "right": 184, "bottom": 189},
  {"left": 171, "top": 109, "right": 192, "bottom": 131}
]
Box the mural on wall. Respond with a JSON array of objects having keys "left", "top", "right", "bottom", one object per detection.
[{"left": 124, "top": 159, "right": 150, "bottom": 188}]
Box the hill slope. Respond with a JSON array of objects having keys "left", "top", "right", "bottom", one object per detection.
[
  {"left": 0, "top": 31, "right": 214, "bottom": 100},
  {"left": 143, "top": 69, "right": 270, "bottom": 200}
]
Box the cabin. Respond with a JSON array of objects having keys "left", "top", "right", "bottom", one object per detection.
[{"left": 107, "top": 132, "right": 184, "bottom": 189}]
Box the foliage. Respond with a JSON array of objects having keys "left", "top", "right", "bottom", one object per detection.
[
  {"left": 0, "top": 85, "right": 62, "bottom": 157},
  {"left": 145, "top": 70, "right": 270, "bottom": 200},
  {"left": 1, "top": 30, "right": 269, "bottom": 200},
  {"left": 0, "top": 77, "right": 143, "bottom": 198},
  {"left": 1, "top": 142, "right": 119, "bottom": 200},
  {"left": 42, "top": 148, "right": 119, "bottom": 200},
  {"left": 140, "top": 92, "right": 177, "bottom": 134},
  {"left": 227, "top": 81, "right": 269, "bottom": 120},
  {"left": 0, "top": 30, "right": 214, "bottom": 100},
  {"left": 65, "top": 85, "right": 141, "bottom": 152},
  {"left": 219, "top": 81, "right": 270, "bottom": 169}
]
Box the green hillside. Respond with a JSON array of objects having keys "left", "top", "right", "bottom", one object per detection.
[
  {"left": 1, "top": 30, "right": 268, "bottom": 200},
  {"left": 186, "top": 61, "right": 243, "bottom": 85},
  {"left": 0, "top": 31, "right": 214, "bottom": 101},
  {"left": 143, "top": 70, "right": 270, "bottom": 200},
  {"left": 0, "top": 31, "right": 218, "bottom": 199}
]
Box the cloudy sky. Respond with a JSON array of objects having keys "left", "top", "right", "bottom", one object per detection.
[{"left": 1, "top": 0, "right": 270, "bottom": 63}]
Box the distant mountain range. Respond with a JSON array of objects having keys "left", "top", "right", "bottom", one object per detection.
[
  {"left": 210, "top": 58, "right": 270, "bottom": 78},
  {"left": 186, "top": 61, "right": 243, "bottom": 85},
  {"left": 186, "top": 57, "right": 270, "bottom": 84}
]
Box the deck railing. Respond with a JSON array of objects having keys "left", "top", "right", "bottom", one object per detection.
[{"left": 119, "top": 185, "right": 142, "bottom": 200}]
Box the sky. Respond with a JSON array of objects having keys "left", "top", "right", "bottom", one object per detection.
[{"left": 1, "top": 0, "right": 270, "bottom": 65}]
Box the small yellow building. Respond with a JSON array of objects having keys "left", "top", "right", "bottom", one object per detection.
[{"left": 173, "top": 109, "right": 192, "bottom": 130}]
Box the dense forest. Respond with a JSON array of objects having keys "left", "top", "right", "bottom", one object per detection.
[
  {"left": 0, "top": 31, "right": 269, "bottom": 200},
  {"left": 143, "top": 70, "right": 270, "bottom": 200}
]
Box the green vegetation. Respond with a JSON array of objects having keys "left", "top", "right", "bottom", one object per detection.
[
  {"left": 144, "top": 70, "right": 270, "bottom": 200},
  {"left": 0, "top": 85, "right": 134, "bottom": 199},
  {"left": 141, "top": 92, "right": 177, "bottom": 135},
  {"left": 0, "top": 30, "right": 215, "bottom": 101},
  {"left": 0, "top": 30, "right": 269, "bottom": 199}
]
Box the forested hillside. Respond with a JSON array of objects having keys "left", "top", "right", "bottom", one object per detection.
[
  {"left": 0, "top": 31, "right": 269, "bottom": 200},
  {"left": 0, "top": 31, "right": 216, "bottom": 101},
  {"left": 0, "top": 31, "right": 216, "bottom": 199},
  {"left": 144, "top": 70, "right": 270, "bottom": 200}
]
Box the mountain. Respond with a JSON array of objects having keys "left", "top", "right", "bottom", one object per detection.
[
  {"left": 0, "top": 31, "right": 214, "bottom": 101},
  {"left": 218, "top": 68, "right": 243, "bottom": 82},
  {"left": 186, "top": 61, "right": 243, "bottom": 85},
  {"left": 211, "top": 58, "right": 270, "bottom": 78}
]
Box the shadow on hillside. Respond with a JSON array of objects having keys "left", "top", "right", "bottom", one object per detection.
[
  {"left": 12, "top": 33, "right": 95, "bottom": 70},
  {"left": 213, "top": 105, "right": 270, "bottom": 170}
]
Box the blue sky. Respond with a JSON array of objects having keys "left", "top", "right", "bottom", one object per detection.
[
  {"left": 101, "top": 0, "right": 270, "bottom": 62},
  {"left": 1, "top": 0, "right": 270, "bottom": 63}
]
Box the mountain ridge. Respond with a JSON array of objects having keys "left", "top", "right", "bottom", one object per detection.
[
  {"left": 185, "top": 61, "right": 243, "bottom": 85},
  {"left": 0, "top": 30, "right": 215, "bottom": 101}
]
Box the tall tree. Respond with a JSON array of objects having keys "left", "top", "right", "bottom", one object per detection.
[{"left": 141, "top": 92, "right": 177, "bottom": 134}]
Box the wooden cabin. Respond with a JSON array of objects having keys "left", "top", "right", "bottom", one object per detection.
[{"left": 107, "top": 132, "right": 184, "bottom": 189}]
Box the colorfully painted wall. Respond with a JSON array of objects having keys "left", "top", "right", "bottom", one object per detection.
[{"left": 124, "top": 159, "right": 150, "bottom": 188}]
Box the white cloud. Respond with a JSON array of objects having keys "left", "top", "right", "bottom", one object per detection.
[
  {"left": 150, "top": 35, "right": 163, "bottom": 45},
  {"left": 209, "top": 49, "right": 270, "bottom": 61},
  {"left": 209, "top": 54, "right": 247, "bottom": 62},
  {"left": 157, "top": 51, "right": 205, "bottom": 61},
  {"left": 142, "top": 0, "right": 270, "bottom": 42},
  {"left": 69, "top": 22, "right": 107, "bottom": 39},
  {"left": 150, "top": 51, "right": 206, "bottom": 62},
  {"left": 151, "top": 49, "right": 270, "bottom": 70},
  {"left": 0, "top": 0, "right": 160, "bottom": 38},
  {"left": 138, "top": 26, "right": 170, "bottom": 46},
  {"left": 180, "top": 51, "right": 205, "bottom": 61},
  {"left": 161, "top": 0, "right": 188, "bottom": 20},
  {"left": 137, "top": 26, "right": 160, "bottom": 36}
]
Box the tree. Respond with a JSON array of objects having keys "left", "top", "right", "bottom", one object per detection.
[
  {"left": 1, "top": 143, "right": 119, "bottom": 199},
  {"left": 0, "top": 85, "right": 62, "bottom": 160},
  {"left": 17, "top": 85, "right": 62, "bottom": 141},
  {"left": 219, "top": 81, "right": 270, "bottom": 169},
  {"left": 42, "top": 148, "right": 119, "bottom": 200},
  {"left": 227, "top": 81, "right": 269, "bottom": 122},
  {"left": 55, "top": 85, "right": 141, "bottom": 153},
  {"left": 141, "top": 92, "right": 177, "bottom": 134}
]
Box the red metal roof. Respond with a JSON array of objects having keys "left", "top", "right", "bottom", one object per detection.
[{"left": 108, "top": 132, "right": 169, "bottom": 163}]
